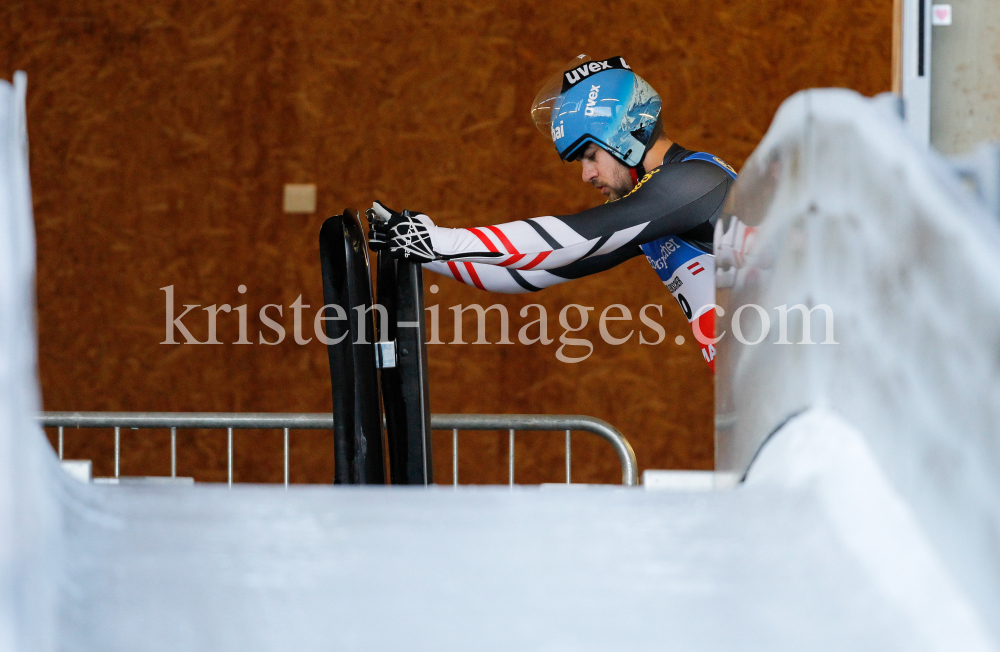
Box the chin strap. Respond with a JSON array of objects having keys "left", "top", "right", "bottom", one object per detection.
[{"left": 628, "top": 162, "right": 646, "bottom": 188}]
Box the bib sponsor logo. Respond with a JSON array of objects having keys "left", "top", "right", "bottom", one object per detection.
[
  {"left": 642, "top": 236, "right": 680, "bottom": 271},
  {"left": 561, "top": 56, "right": 631, "bottom": 92},
  {"left": 659, "top": 238, "right": 679, "bottom": 259}
]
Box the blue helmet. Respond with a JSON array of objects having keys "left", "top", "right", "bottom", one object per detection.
[{"left": 531, "top": 55, "right": 662, "bottom": 168}]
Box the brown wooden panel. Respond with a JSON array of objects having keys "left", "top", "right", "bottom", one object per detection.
[{"left": 3, "top": 0, "right": 891, "bottom": 483}]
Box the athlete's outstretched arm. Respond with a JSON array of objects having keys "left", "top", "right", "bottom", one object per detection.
[
  {"left": 422, "top": 241, "right": 643, "bottom": 293},
  {"left": 371, "top": 158, "right": 731, "bottom": 292}
]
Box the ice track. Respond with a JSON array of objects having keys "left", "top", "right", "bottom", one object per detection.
[{"left": 3, "top": 73, "right": 999, "bottom": 650}]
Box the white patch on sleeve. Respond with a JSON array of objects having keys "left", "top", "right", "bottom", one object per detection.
[
  {"left": 489, "top": 220, "right": 559, "bottom": 252},
  {"left": 589, "top": 222, "right": 648, "bottom": 257},
  {"left": 512, "top": 239, "right": 602, "bottom": 270},
  {"left": 528, "top": 216, "right": 590, "bottom": 247},
  {"left": 428, "top": 224, "right": 489, "bottom": 258}
]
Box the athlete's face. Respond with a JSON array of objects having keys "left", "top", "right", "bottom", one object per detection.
[{"left": 579, "top": 143, "right": 633, "bottom": 201}]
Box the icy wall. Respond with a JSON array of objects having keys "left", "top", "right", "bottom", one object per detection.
[
  {"left": 0, "top": 72, "right": 60, "bottom": 652},
  {"left": 717, "top": 88, "right": 1000, "bottom": 637}
]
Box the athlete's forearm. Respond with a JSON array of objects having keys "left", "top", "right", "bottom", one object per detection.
[
  {"left": 425, "top": 216, "right": 610, "bottom": 272},
  {"left": 423, "top": 260, "right": 574, "bottom": 293}
]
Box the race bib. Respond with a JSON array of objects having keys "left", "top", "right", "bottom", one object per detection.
[{"left": 641, "top": 236, "right": 717, "bottom": 371}]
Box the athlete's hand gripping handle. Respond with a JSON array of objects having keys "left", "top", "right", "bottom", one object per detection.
[
  {"left": 366, "top": 200, "right": 437, "bottom": 263},
  {"left": 366, "top": 202, "right": 392, "bottom": 251}
]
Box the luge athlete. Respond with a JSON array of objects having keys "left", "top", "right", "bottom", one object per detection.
[{"left": 368, "top": 55, "right": 736, "bottom": 370}]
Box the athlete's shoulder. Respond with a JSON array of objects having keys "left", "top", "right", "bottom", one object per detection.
[
  {"left": 621, "top": 154, "right": 729, "bottom": 201},
  {"left": 681, "top": 151, "right": 737, "bottom": 179},
  {"left": 660, "top": 143, "right": 737, "bottom": 178}
]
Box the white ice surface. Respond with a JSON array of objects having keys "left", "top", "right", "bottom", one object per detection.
[
  {"left": 2, "top": 77, "right": 996, "bottom": 650},
  {"left": 57, "top": 469, "right": 939, "bottom": 651},
  {"left": 43, "top": 408, "right": 988, "bottom": 652},
  {"left": 748, "top": 408, "right": 994, "bottom": 651},
  {"left": 716, "top": 88, "right": 1000, "bottom": 641}
]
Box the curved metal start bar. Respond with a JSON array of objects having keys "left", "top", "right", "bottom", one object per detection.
[
  {"left": 38, "top": 412, "right": 638, "bottom": 486},
  {"left": 431, "top": 414, "right": 638, "bottom": 486}
]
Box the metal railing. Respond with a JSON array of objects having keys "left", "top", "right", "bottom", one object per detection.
[{"left": 39, "top": 412, "right": 638, "bottom": 487}]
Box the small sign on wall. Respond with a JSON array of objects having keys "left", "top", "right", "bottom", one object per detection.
[
  {"left": 931, "top": 4, "right": 952, "bottom": 26},
  {"left": 283, "top": 184, "right": 317, "bottom": 214}
]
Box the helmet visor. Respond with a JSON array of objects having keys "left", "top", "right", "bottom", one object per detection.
[{"left": 531, "top": 54, "right": 590, "bottom": 138}]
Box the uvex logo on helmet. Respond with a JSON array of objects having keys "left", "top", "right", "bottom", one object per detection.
[
  {"left": 583, "top": 85, "right": 611, "bottom": 118},
  {"left": 560, "top": 56, "right": 631, "bottom": 92}
]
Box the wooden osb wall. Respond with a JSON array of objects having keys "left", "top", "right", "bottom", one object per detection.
[{"left": 2, "top": 0, "right": 892, "bottom": 484}]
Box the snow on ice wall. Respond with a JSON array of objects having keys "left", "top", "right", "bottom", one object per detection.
[
  {"left": 0, "top": 72, "right": 61, "bottom": 652},
  {"left": 716, "top": 88, "right": 1000, "bottom": 636}
]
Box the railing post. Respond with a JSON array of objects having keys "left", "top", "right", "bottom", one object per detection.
[
  {"left": 452, "top": 429, "right": 458, "bottom": 487},
  {"left": 284, "top": 427, "right": 289, "bottom": 489},
  {"left": 508, "top": 429, "right": 515, "bottom": 487},
  {"left": 565, "top": 429, "right": 571, "bottom": 484}
]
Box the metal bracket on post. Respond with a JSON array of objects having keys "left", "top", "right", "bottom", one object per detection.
[{"left": 376, "top": 341, "right": 397, "bottom": 369}]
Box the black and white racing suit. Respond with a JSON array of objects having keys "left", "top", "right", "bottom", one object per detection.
[{"left": 420, "top": 143, "right": 737, "bottom": 369}]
